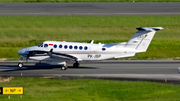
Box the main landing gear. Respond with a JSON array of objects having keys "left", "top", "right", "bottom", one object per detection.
[
  {"left": 61, "top": 64, "right": 67, "bottom": 71},
  {"left": 61, "top": 61, "right": 79, "bottom": 71},
  {"left": 73, "top": 61, "right": 79, "bottom": 68}
]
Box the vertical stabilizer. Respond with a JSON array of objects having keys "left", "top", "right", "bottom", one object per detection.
[{"left": 125, "top": 27, "right": 163, "bottom": 52}]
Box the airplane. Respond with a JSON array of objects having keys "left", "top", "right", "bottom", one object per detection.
[{"left": 17, "top": 27, "right": 163, "bottom": 70}]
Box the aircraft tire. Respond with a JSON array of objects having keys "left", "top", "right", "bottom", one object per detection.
[
  {"left": 18, "top": 62, "right": 23, "bottom": 68},
  {"left": 61, "top": 66, "right": 67, "bottom": 71},
  {"left": 73, "top": 63, "right": 79, "bottom": 68}
]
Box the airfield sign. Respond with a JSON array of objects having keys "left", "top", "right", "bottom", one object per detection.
[{"left": 0, "top": 87, "right": 23, "bottom": 95}]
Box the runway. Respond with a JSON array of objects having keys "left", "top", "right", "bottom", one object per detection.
[
  {"left": 0, "top": 3, "right": 180, "bottom": 82},
  {"left": 0, "top": 3, "right": 180, "bottom": 15},
  {"left": 0, "top": 61, "right": 180, "bottom": 81}
]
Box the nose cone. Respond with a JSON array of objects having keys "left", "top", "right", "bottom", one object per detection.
[{"left": 18, "top": 48, "right": 27, "bottom": 55}]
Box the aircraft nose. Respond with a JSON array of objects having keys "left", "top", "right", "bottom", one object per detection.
[{"left": 18, "top": 48, "right": 27, "bottom": 55}]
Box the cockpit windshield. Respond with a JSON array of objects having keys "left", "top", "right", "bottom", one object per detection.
[{"left": 38, "top": 43, "right": 43, "bottom": 47}]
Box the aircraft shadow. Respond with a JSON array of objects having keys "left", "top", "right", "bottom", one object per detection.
[{"left": 0, "top": 63, "right": 97, "bottom": 72}]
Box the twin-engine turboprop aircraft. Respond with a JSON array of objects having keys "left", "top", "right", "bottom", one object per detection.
[{"left": 18, "top": 27, "right": 163, "bottom": 70}]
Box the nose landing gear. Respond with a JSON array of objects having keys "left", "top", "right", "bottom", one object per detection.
[
  {"left": 18, "top": 62, "right": 23, "bottom": 68},
  {"left": 18, "top": 58, "right": 23, "bottom": 68}
]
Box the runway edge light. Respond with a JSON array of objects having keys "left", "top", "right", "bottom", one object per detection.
[{"left": 2, "top": 87, "right": 24, "bottom": 95}]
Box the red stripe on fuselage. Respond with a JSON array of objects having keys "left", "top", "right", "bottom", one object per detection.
[{"left": 49, "top": 44, "right": 53, "bottom": 46}]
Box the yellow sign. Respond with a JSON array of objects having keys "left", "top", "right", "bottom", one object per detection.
[{"left": 3, "top": 87, "right": 23, "bottom": 94}]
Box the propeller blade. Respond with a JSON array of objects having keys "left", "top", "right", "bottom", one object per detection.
[
  {"left": 25, "top": 51, "right": 29, "bottom": 63},
  {"left": 26, "top": 54, "right": 29, "bottom": 63},
  {"left": 26, "top": 58, "right": 28, "bottom": 63}
]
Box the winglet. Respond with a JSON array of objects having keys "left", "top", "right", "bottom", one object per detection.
[{"left": 136, "top": 27, "right": 163, "bottom": 31}]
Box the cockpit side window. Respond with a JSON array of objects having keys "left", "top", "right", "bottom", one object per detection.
[
  {"left": 38, "top": 43, "right": 43, "bottom": 47},
  {"left": 44, "top": 44, "right": 48, "bottom": 48}
]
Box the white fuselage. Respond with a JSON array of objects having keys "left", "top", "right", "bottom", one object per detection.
[{"left": 18, "top": 41, "right": 139, "bottom": 62}]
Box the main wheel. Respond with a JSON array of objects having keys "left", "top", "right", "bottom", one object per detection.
[
  {"left": 73, "top": 62, "right": 79, "bottom": 68},
  {"left": 61, "top": 66, "right": 67, "bottom": 71},
  {"left": 18, "top": 62, "right": 23, "bottom": 68}
]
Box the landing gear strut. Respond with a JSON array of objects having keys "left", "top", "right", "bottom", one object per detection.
[
  {"left": 73, "top": 61, "right": 79, "bottom": 68},
  {"left": 18, "top": 58, "right": 23, "bottom": 68},
  {"left": 61, "top": 62, "right": 67, "bottom": 71}
]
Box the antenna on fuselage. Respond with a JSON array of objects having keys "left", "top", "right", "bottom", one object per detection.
[{"left": 89, "top": 40, "right": 94, "bottom": 44}]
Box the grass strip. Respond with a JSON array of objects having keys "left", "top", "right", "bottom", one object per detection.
[
  {"left": 0, "top": 0, "right": 180, "bottom": 3},
  {"left": 0, "top": 15, "right": 180, "bottom": 59},
  {"left": 0, "top": 78, "right": 180, "bottom": 101}
]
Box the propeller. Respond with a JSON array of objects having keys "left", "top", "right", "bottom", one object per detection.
[{"left": 25, "top": 51, "right": 30, "bottom": 63}]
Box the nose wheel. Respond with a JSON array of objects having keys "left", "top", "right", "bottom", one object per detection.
[
  {"left": 18, "top": 62, "right": 23, "bottom": 68},
  {"left": 18, "top": 57, "right": 24, "bottom": 68}
]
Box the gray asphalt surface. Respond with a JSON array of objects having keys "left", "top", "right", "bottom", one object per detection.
[
  {"left": 0, "top": 61, "right": 180, "bottom": 81},
  {"left": 0, "top": 3, "right": 180, "bottom": 15}
]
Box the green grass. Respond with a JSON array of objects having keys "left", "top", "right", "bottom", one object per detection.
[
  {"left": 0, "top": 0, "right": 180, "bottom": 2},
  {"left": 0, "top": 78, "right": 180, "bottom": 101},
  {"left": 0, "top": 15, "right": 180, "bottom": 59}
]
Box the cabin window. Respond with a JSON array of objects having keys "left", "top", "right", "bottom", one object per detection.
[
  {"left": 44, "top": 44, "right": 48, "bottom": 48},
  {"left": 102, "top": 48, "right": 106, "bottom": 51},
  {"left": 54, "top": 44, "right": 57, "bottom": 48},
  {"left": 59, "top": 44, "right": 63, "bottom": 48},
  {"left": 84, "top": 46, "right": 88, "bottom": 50},
  {"left": 74, "top": 46, "right": 78, "bottom": 50},
  {"left": 69, "top": 45, "right": 73, "bottom": 49},
  {"left": 79, "top": 46, "right": 83, "bottom": 50},
  {"left": 64, "top": 45, "right": 68, "bottom": 49}
]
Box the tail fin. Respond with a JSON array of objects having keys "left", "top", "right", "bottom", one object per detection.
[{"left": 124, "top": 27, "right": 163, "bottom": 52}]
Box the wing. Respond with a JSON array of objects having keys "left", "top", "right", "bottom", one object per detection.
[
  {"left": 50, "top": 52, "right": 77, "bottom": 60},
  {"left": 28, "top": 49, "right": 78, "bottom": 61}
]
